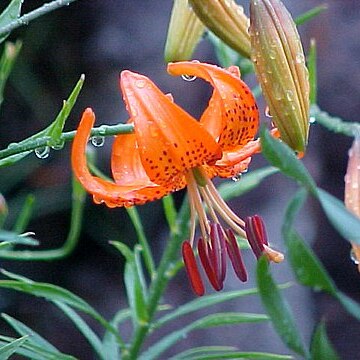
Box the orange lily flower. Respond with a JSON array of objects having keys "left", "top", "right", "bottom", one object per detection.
[{"left": 72, "top": 61, "right": 283, "bottom": 295}]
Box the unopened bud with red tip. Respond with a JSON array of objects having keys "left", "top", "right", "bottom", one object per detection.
[
  {"left": 245, "top": 215, "right": 284, "bottom": 263},
  {"left": 164, "top": 0, "right": 205, "bottom": 62},
  {"left": 189, "top": 0, "right": 251, "bottom": 58},
  {"left": 250, "top": 0, "right": 310, "bottom": 153},
  {"left": 345, "top": 137, "right": 360, "bottom": 272}
]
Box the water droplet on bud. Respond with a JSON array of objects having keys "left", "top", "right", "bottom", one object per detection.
[{"left": 309, "top": 116, "right": 316, "bottom": 124}]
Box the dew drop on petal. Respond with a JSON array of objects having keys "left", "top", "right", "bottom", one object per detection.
[
  {"left": 91, "top": 136, "right": 105, "bottom": 147},
  {"left": 35, "top": 146, "right": 50, "bottom": 159},
  {"left": 135, "top": 79, "right": 146, "bottom": 88},
  {"left": 232, "top": 173, "right": 242, "bottom": 182},
  {"left": 350, "top": 249, "right": 360, "bottom": 265},
  {"left": 181, "top": 74, "right": 197, "bottom": 82}
]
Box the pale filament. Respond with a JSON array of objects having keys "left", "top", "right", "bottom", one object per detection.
[
  {"left": 202, "top": 184, "right": 246, "bottom": 238},
  {"left": 185, "top": 171, "right": 210, "bottom": 241},
  {"left": 203, "top": 173, "right": 246, "bottom": 228}
]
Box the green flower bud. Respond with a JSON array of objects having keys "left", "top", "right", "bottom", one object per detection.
[
  {"left": 189, "top": 0, "right": 251, "bottom": 58},
  {"left": 164, "top": 0, "right": 205, "bottom": 62},
  {"left": 250, "top": 0, "right": 310, "bottom": 152}
]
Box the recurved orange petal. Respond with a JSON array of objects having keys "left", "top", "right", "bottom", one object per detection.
[
  {"left": 120, "top": 70, "right": 222, "bottom": 186},
  {"left": 167, "top": 61, "right": 259, "bottom": 151},
  {"left": 71, "top": 109, "right": 172, "bottom": 207}
]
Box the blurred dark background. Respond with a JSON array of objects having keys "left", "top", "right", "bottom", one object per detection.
[{"left": 0, "top": 0, "right": 359, "bottom": 359}]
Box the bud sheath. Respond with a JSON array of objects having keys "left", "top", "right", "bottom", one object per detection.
[{"left": 250, "top": 0, "right": 310, "bottom": 152}]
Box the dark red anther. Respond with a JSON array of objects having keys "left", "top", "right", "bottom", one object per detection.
[
  {"left": 210, "top": 223, "right": 227, "bottom": 283},
  {"left": 198, "top": 237, "right": 223, "bottom": 291},
  {"left": 225, "top": 229, "right": 247, "bottom": 282},
  {"left": 182, "top": 241, "right": 204, "bottom": 296},
  {"left": 245, "top": 215, "right": 268, "bottom": 259}
]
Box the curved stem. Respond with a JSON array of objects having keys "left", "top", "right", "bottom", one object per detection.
[
  {"left": 0, "top": 177, "right": 85, "bottom": 260},
  {"left": 0, "top": 0, "right": 80, "bottom": 39}
]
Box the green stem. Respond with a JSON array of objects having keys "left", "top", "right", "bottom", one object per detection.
[
  {"left": 126, "top": 207, "right": 156, "bottom": 278},
  {"left": 311, "top": 104, "right": 360, "bottom": 137},
  {"left": 124, "top": 201, "right": 190, "bottom": 359},
  {"left": 0, "top": 177, "right": 85, "bottom": 260},
  {"left": 0, "top": 123, "right": 134, "bottom": 161},
  {"left": 0, "top": 0, "right": 80, "bottom": 39}
]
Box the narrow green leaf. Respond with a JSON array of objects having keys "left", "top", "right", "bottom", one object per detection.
[
  {"left": 124, "top": 262, "right": 149, "bottom": 325},
  {"left": 12, "top": 194, "right": 35, "bottom": 233},
  {"left": 0, "top": 40, "right": 22, "bottom": 107},
  {"left": 335, "top": 292, "right": 360, "bottom": 322},
  {"left": 256, "top": 256, "right": 308, "bottom": 357},
  {"left": 0, "top": 335, "right": 76, "bottom": 360},
  {"left": 154, "top": 288, "right": 259, "bottom": 329},
  {"left": 54, "top": 302, "right": 105, "bottom": 360},
  {"left": 208, "top": 32, "right": 240, "bottom": 69},
  {"left": 310, "top": 321, "right": 339, "bottom": 360},
  {"left": 282, "top": 188, "right": 307, "bottom": 234},
  {"left": 134, "top": 245, "right": 148, "bottom": 297},
  {"left": 194, "top": 312, "right": 269, "bottom": 329},
  {"left": 140, "top": 312, "right": 269, "bottom": 360},
  {"left": 47, "top": 74, "right": 85, "bottom": 145},
  {"left": 283, "top": 189, "right": 337, "bottom": 294},
  {"left": 294, "top": 4, "right": 328, "bottom": 26},
  {"left": 0, "top": 74, "right": 84, "bottom": 167},
  {"left": 162, "top": 195, "right": 177, "bottom": 233},
  {"left": 170, "top": 346, "right": 237, "bottom": 360},
  {"left": 307, "top": 38, "right": 317, "bottom": 105},
  {"left": 112, "top": 241, "right": 149, "bottom": 325},
  {"left": 260, "top": 128, "right": 316, "bottom": 193},
  {"left": 125, "top": 207, "right": 155, "bottom": 276},
  {"left": 285, "top": 230, "right": 336, "bottom": 295},
  {"left": 0, "top": 335, "right": 28, "bottom": 359},
  {"left": 317, "top": 188, "right": 360, "bottom": 244},
  {"left": 219, "top": 166, "right": 278, "bottom": 201},
  {"left": 1, "top": 313, "right": 59, "bottom": 353},
  {"left": 172, "top": 351, "right": 292, "bottom": 360},
  {"left": 0, "top": 0, "right": 23, "bottom": 43},
  {"left": 0, "top": 269, "right": 122, "bottom": 345},
  {"left": 0, "top": 229, "right": 38, "bottom": 246}
]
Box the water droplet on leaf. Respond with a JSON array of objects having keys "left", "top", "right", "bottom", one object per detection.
[
  {"left": 51, "top": 140, "right": 65, "bottom": 150},
  {"left": 35, "top": 146, "right": 50, "bottom": 159}
]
